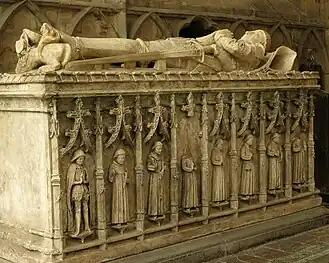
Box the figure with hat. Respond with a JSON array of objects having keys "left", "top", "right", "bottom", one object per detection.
[
  {"left": 240, "top": 134, "right": 256, "bottom": 202},
  {"left": 109, "top": 148, "right": 129, "bottom": 233},
  {"left": 267, "top": 133, "right": 283, "bottom": 196},
  {"left": 211, "top": 138, "right": 229, "bottom": 208},
  {"left": 147, "top": 141, "right": 166, "bottom": 223},
  {"left": 67, "top": 149, "right": 92, "bottom": 238},
  {"left": 181, "top": 155, "right": 199, "bottom": 216},
  {"left": 292, "top": 136, "right": 307, "bottom": 190}
]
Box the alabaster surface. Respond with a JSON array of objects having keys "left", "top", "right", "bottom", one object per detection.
[{"left": 0, "top": 70, "right": 321, "bottom": 263}]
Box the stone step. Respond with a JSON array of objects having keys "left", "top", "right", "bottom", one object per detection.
[{"left": 106, "top": 206, "right": 329, "bottom": 263}]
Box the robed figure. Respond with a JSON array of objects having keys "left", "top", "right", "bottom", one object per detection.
[
  {"left": 292, "top": 137, "right": 307, "bottom": 187},
  {"left": 267, "top": 133, "right": 282, "bottom": 192},
  {"left": 67, "top": 149, "right": 91, "bottom": 237},
  {"left": 182, "top": 156, "right": 198, "bottom": 213},
  {"left": 147, "top": 141, "right": 166, "bottom": 221},
  {"left": 240, "top": 135, "right": 256, "bottom": 200},
  {"left": 211, "top": 138, "right": 228, "bottom": 206},
  {"left": 109, "top": 149, "right": 129, "bottom": 228}
]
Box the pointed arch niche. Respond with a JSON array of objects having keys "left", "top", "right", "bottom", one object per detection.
[
  {"left": 176, "top": 16, "right": 219, "bottom": 38},
  {"left": 129, "top": 12, "right": 171, "bottom": 40}
]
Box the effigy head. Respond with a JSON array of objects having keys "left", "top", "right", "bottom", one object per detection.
[
  {"left": 241, "top": 30, "right": 271, "bottom": 52},
  {"left": 244, "top": 134, "right": 254, "bottom": 145},
  {"left": 114, "top": 148, "right": 126, "bottom": 165},
  {"left": 71, "top": 149, "right": 86, "bottom": 163}
]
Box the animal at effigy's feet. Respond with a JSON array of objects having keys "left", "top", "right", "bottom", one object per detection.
[{"left": 14, "top": 23, "right": 297, "bottom": 74}]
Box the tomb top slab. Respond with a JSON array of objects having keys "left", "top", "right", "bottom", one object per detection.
[{"left": 0, "top": 71, "right": 320, "bottom": 98}]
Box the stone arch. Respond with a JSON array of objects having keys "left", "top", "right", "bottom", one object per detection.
[
  {"left": 230, "top": 20, "right": 251, "bottom": 33},
  {"left": 230, "top": 20, "right": 251, "bottom": 39},
  {"left": 298, "top": 28, "right": 329, "bottom": 72},
  {"left": 129, "top": 12, "right": 171, "bottom": 39},
  {"left": 175, "top": 15, "right": 219, "bottom": 37},
  {"left": 70, "top": 8, "right": 119, "bottom": 37},
  {"left": 65, "top": 7, "right": 94, "bottom": 35},
  {"left": 269, "top": 23, "right": 292, "bottom": 48},
  {"left": 0, "top": 0, "right": 51, "bottom": 35}
]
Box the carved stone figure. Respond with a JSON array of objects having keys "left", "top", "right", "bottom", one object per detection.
[
  {"left": 67, "top": 149, "right": 92, "bottom": 239},
  {"left": 109, "top": 149, "right": 129, "bottom": 233},
  {"left": 181, "top": 156, "right": 198, "bottom": 215},
  {"left": 267, "top": 133, "right": 283, "bottom": 195},
  {"left": 147, "top": 141, "right": 166, "bottom": 224},
  {"left": 240, "top": 135, "right": 256, "bottom": 201},
  {"left": 211, "top": 138, "right": 229, "bottom": 207},
  {"left": 292, "top": 137, "right": 307, "bottom": 189},
  {"left": 15, "top": 23, "right": 296, "bottom": 73}
]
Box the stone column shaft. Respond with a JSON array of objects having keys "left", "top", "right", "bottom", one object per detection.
[
  {"left": 201, "top": 94, "right": 209, "bottom": 218},
  {"left": 170, "top": 95, "right": 179, "bottom": 225},
  {"left": 49, "top": 99, "right": 64, "bottom": 255},
  {"left": 95, "top": 98, "right": 107, "bottom": 242},
  {"left": 259, "top": 93, "right": 267, "bottom": 204},
  {"left": 135, "top": 96, "right": 144, "bottom": 234},
  {"left": 285, "top": 92, "right": 292, "bottom": 198},
  {"left": 229, "top": 93, "right": 238, "bottom": 209}
]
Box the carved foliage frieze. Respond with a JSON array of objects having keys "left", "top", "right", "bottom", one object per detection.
[
  {"left": 238, "top": 91, "right": 258, "bottom": 136},
  {"left": 105, "top": 96, "right": 133, "bottom": 148},
  {"left": 61, "top": 98, "right": 93, "bottom": 157},
  {"left": 266, "top": 91, "right": 286, "bottom": 134},
  {"left": 210, "top": 92, "right": 230, "bottom": 137},
  {"left": 145, "top": 93, "right": 170, "bottom": 143},
  {"left": 291, "top": 90, "right": 308, "bottom": 132}
]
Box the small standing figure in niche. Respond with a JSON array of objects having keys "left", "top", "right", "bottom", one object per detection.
[
  {"left": 109, "top": 148, "right": 129, "bottom": 234},
  {"left": 267, "top": 133, "right": 283, "bottom": 196},
  {"left": 211, "top": 138, "right": 229, "bottom": 208},
  {"left": 240, "top": 134, "right": 256, "bottom": 203},
  {"left": 182, "top": 156, "right": 198, "bottom": 216},
  {"left": 67, "top": 149, "right": 92, "bottom": 240},
  {"left": 147, "top": 141, "right": 166, "bottom": 225},
  {"left": 292, "top": 137, "right": 307, "bottom": 190}
]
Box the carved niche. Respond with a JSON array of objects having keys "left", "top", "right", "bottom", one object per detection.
[
  {"left": 266, "top": 133, "right": 283, "bottom": 197},
  {"left": 60, "top": 98, "right": 95, "bottom": 244},
  {"left": 237, "top": 92, "right": 258, "bottom": 203},
  {"left": 144, "top": 93, "right": 170, "bottom": 226}
]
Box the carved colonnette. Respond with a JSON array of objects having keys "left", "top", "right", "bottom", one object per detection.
[{"left": 0, "top": 71, "right": 321, "bottom": 262}]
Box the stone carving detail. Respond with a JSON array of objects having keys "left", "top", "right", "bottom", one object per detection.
[
  {"left": 49, "top": 99, "right": 59, "bottom": 138},
  {"left": 211, "top": 138, "right": 229, "bottom": 207},
  {"left": 267, "top": 133, "right": 283, "bottom": 196},
  {"left": 105, "top": 96, "right": 132, "bottom": 148},
  {"left": 15, "top": 24, "right": 297, "bottom": 73},
  {"left": 240, "top": 134, "right": 256, "bottom": 202},
  {"left": 266, "top": 91, "right": 285, "bottom": 134},
  {"left": 61, "top": 98, "right": 92, "bottom": 157},
  {"left": 292, "top": 136, "right": 307, "bottom": 189},
  {"left": 181, "top": 156, "right": 198, "bottom": 216},
  {"left": 230, "top": 93, "right": 238, "bottom": 123},
  {"left": 94, "top": 98, "right": 104, "bottom": 137},
  {"left": 147, "top": 141, "right": 166, "bottom": 225},
  {"left": 238, "top": 92, "right": 258, "bottom": 136},
  {"left": 210, "top": 92, "right": 230, "bottom": 137},
  {"left": 181, "top": 93, "right": 195, "bottom": 117},
  {"left": 291, "top": 90, "right": 308, "bottom": 132},
  {"left": 109, "top": 149, "right": 129, "bottom": 234},
  {"left": 145, "top": 93, "right": 169, "bottom": 143},
  {"left": 67, "top": 149, "right": 92, "bottom": 242}
]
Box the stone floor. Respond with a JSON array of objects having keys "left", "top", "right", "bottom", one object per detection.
[{"left": 207, "top": 224, "right": 329, "bottom": 263}]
